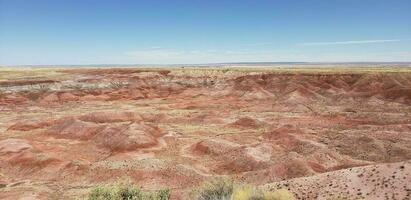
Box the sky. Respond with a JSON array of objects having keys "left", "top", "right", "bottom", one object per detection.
[{"left": 0, "top": 0, "right": 410, "bottom": 65}]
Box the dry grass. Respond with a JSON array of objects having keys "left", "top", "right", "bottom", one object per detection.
[
  {"left": 262, "top": 189, "right": 296, "bottom": 200},
  {"left": 232, "top": 185, "right": 295, "bottom": 200}
]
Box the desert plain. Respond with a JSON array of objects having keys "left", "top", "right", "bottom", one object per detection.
[{"left": 0, "top": 66, "right": 410, "bottom": 199}]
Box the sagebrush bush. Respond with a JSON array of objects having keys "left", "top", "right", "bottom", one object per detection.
[
  {"left": 194, "top": 178, "right": 234, "bottom": 200},
  {"left": 88, "top": 181, "right": 169, "bottom": 200}
]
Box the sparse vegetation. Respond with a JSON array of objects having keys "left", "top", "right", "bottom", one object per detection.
[
  {"left": 82, "top": 83, "right": 102, "bottom": 95},
  {"left": 62, "top": 83, "right": 84, "bottom": 90},
  {"left": 191, "top": 179, "right": 295, "bottom": 200},
  {"left": 88, "top": 181, "right": 170, "bottom": 200},
  {"left": 63, "top": 81, "right": 130, "bottom": 93},
  {"left": 108, "top": 81, "right": 129, "bottom": 89},
  {"left": 17, "top": 83, "right": 53, "bottom": 101},
  {"left": 36, "top": 83, "right": 52, "bottom": 93}
]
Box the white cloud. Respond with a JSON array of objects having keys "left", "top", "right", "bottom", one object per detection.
[{"left": 300, "top": 39, "right": 402, "bottom": 46}]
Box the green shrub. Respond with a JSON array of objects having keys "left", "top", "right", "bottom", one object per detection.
[
  {"left": 155, "top": 189, "right": 170, "bottom": 200},
  {"left": 193, "top": 178, "right": 234, "bottom": 200},
  {"left": 88, "top": 181, "right": 169, "bottom": 200}
]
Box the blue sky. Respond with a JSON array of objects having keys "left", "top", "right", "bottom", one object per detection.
[{"left": 0, "top": 0, "right": 410, "bottom": 65}]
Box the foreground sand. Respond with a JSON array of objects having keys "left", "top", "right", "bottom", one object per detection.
[{"left": 0, "top": 67, "right": 410, "bottom": 199}]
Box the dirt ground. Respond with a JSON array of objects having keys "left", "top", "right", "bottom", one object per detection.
[{"left": 0, "top": 67, "right": 410, "bottom": 199}]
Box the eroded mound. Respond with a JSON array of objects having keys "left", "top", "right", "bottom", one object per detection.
[
  {"left": 78, "top": 111, "right": 142, "bottom": 123},
  {"left": 93, "top": 122, "right": 164, "bottom": 152},
  {"left": 330, "top": 134, "right": 411, "bottom": 162},
  {"left": 229, "top": 117, "right": 263, "bottom": 129},
  {"left": 191, "top": 139, "right": 269, "bottom": 174},
  {"left": 0, "top": 139, "right": 64, "bottom": 177},
  {"left": 46, "top": 117, "right": 105, "bottom": 140},
  {"left": 191, "top": 139, "right": 240, "bottom": 156},
  {"left": 8, "top": 120, "right": 53, "bottom": 131},
  {"left": 262, "top": 125, "right": 305, "bottom": 149},
  {"left": 43, "top": 114, "right": 164, "bottom": 152},
  {"left": 263, "top": 125, "right": 302, "bottom": 139},
  {"left": 214, "top": 148, "right": 269, "bottom": 174},
  {"left": 0, "top": 139, "right": 33, "bottom": 154}
]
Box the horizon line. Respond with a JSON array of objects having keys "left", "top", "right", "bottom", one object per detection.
[{"left": 2, "top": 61, "right": 411, "bottom": 67}]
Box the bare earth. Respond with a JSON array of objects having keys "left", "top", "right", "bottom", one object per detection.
[{"left": 0, "top": 67, "right": 410, "bottom": 199}]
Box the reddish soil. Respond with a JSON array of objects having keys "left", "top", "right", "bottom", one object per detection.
[{"left": 0, "top": 68, "right": 410, "bottom": 199}]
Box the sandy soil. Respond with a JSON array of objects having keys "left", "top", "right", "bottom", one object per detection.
[{"left": 0, "top": 67, "right": 410, "bottom": 199}]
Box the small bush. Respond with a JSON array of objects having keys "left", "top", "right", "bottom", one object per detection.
[
  {"left": 88, "top": 181, "right": 170, "bottom": 200},
  {"left": 194, "top": 178, "right": 234, "bottom": 200},
  {"left": 88, "top": 182, "right": 142, "bottom": 200},
  {"left": 155, "top": 189, "right": 171, "bottom": 200},
  {"left": 143, "top": 189, "right": 170, "bottom": 200}
]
